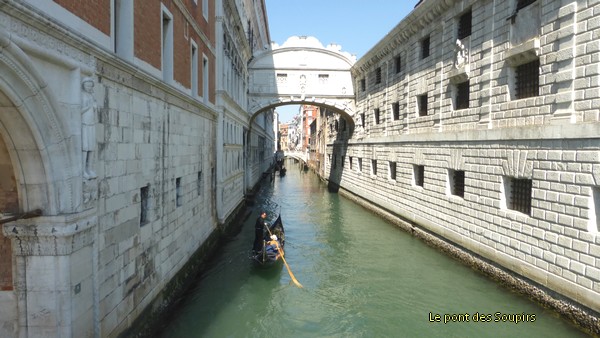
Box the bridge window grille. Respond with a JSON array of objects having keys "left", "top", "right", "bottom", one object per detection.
[
  {"left": 457, "top": 9, "right": 472, "bottom": 40},
  {"left": 318, "top": 74, "right": 329, "bottom": 84},
  {"left": 375, "top": 67, "right": 382, "bottom": 84},
  {"left": 414, "top": 165, "right": 425, "bottom": 187},
  {"left": 389, "top": 162, "right": 397, "bottom": 180},
  {"left": 455, "top": 80, "right": 470, "bottom": 110},
  {"left": 140, "top": 185, "right": 150, "bottom": 226},
  {"left": 505, "top": 177, "right": 532, "bottom": 215},
  {"left": 392, "top": 102, "right": 400, "bottom": 120},
  {"left": 449, "top": 170, "right": 465, "bottom": 198},
  {"left": 371, "top": 160, "right": 377, "bottom": 176},
  {"left": 394, "top": 56, "right": 402, "bottom": 74},
  {"left": 276, "top": 73, "right": 287, "bottom": 84},
  {"left": 418, "top": 94, "right": 428, "bottom": 116},
  {"left": 374, "top": 108, "right": 380, "bottom": 124},
  {"left": 360, "top": 78, "right": 366, "bottom": 92},
  {"left": 421, "top": 35, "right": 430, "bottom": 59},
  {"left": 515, "top": 59, "right": 539, "bottom": 99}
]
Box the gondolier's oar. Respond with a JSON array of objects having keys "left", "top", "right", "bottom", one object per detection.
[
  {"left": 273, "top": 240, "right": 303, "bottom": 289},
  {"left": 266, "top": 225, "right": 303, "bottom": 289}
]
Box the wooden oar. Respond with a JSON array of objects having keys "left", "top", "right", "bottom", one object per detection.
[
  {"left": 265, "top": 224, "right": 303, "bottom": 288},
  {"left": 273, "top": 240, "right": 303, "bottom": 289}
]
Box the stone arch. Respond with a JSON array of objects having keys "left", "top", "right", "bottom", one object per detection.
[
  {"left": 0, "top": 33, "right": 79, "bottom": 216},
  {"left": 249, "top": 101, "right": 356, "bottom": 135}
]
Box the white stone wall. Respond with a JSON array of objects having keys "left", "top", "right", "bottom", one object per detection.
[
  {"left": 0, "top": 3, "right": 225, "bottom": 337},
  {"left": 340, "top": 0, "right": 600, "bottom": 314}
]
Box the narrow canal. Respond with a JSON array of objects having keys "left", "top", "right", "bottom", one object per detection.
[{"left": 157, "top": 161, "right": 591, "bottom": 338}]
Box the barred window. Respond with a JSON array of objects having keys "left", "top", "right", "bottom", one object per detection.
[
  {"left": 457, "top": 10, "right": 472, "bottom": 40},
  {"left": 197, "top": 171, "right": 203, "bottom": 196},
  {"left": 360, "top": 78, "right": 366, "bottom": 92},
  {"left": 389, "top": 162, "right": 397, "bottom": 180},
  {"left": 358, "top": 158, "right": 363, "bottom": 172},
  {"left": 349, "top": 156, "right": 353, "bottom": 170},
  {"left": 449, "top": 170, "right": 465, "bottom": 198},
  {"left": 421, "top": 35, "right": 430, "bottom": 59},
  {"left": 515, "top": 59, "right": 539, "bottom": 99},
  {"left": 455, "top": 80, "right": 470, "bottom": 110},
  {"left": 375, "top": 67, "right": 382, "bottom": 84},
  {"left": 392, "top": 102, "right": 400, "bottom": 120},
  {"left": 361, "top": 113, "right": 365, "bottom": 129},
  {"left": 140, "top": 185, "right": 150, "bottom": 226},
  {"left": 418, "top": 94, "right": 428, "bottom": 116},
  {"left": 414, "top": 165, "right": 425, "bottom": 187},
  {"left": 516, "top": 0, "right": 536, "bottom": 11},
  {"left": 394, "top": 56, "right": 402, "bottom": 74},
  {"left": 506, "top": 177, "right": 532, "bottom": 214},
  {"left": 176, "top": 177, "right": 182, "bottom": 207},
  {"left": 374, "top": 108, "right": 380, "bottom": 124},
  {"left": 372, "top": 159, "right": 377, "bottom": 176}
]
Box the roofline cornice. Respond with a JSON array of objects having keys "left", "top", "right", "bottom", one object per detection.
[{"left": 351, "top": 0, "right": 457, "bottom": 76}]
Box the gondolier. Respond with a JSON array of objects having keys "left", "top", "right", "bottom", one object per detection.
[{"left": 253, "top": 211, "right": 268, "bottom": 252}]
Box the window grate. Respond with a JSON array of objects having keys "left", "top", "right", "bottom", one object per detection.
[
  {"left": 457, "top": 10, "right": 472, "bottom": 40},
  {"left": 140, "top": 185, "right": 149, "bottom": 225},
  {"left": 374, "top": 108, "right": 380, "bottom": 124},
  {"left": 456, "top": 80, "right": 470, "bottom": 110},
  {"left": 415, "top": 165, "right": 425, "bottom": 187},
  {"left": 375, "top": 67, "right": 382, "bottom": 84},
  {"left": 394, "top": 56, "right": 402, "bottom": 74},
  {"left": 390, "top": 162, "right": 397, "bottom": 180},
  {"left": 361, "top": 113, "right": 365, "bottom": 129},
  {"left": 418, "top": 94, "right": 428, "bottom": 116},
  {"left": 510, "top": 178, "right": 532, "bottom": 214},
  {"left": 452, "top": 170, "right": 465, "bottom": 197},
  {"left": 360, "top": 79, "right": 366, "bottom": 92},
  {"left": 422, "top": 36, "right": 430, "bottom": 59},
  {"left": 516, "top": 0, "right": 536, "bottom": 11},
  {"left": 516, "top": 59, "right": 539, "bottom": 99},
  {"left": 372, "top": 160, "right": 377, "bottom": 176},
  {"left": 392, "top": 102, "right": 400, "bottom": 120}
]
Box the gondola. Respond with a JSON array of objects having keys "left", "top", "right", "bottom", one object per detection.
[
  {"left": 250, "top": 214, "right": 285, "bottom": 266},
  {"left": 279, "top": 167, "right": 287, "bottom": 177}
]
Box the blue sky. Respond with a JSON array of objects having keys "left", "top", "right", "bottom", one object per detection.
[{"left": 265, "top": 0, "right": 416, "bottom": 123}]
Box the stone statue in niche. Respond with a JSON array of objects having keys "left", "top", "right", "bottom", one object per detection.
[
  {"left": 453, "top": 39, "right": 468, "bottom": 69},
  {"left": 81, "top": 77, "right": 97, "bottom": 179}
]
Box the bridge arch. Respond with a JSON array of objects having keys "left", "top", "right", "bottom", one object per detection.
[{"left": 248, "top": 36, "right": 357, "bottom": 132}]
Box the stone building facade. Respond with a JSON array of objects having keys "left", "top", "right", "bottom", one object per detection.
[
  {"left": 0, "top": 0, "right": 273, "bottom": 337},
  {"left": 322, "top": 0, "right": 600, "bottom": 327}
]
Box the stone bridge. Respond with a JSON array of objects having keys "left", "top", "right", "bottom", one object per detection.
[{"left": 248, "top": 36, "right": 357, "bottom": 129}]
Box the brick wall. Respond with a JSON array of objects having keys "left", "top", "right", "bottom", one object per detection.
[
  {"left": 53, "top": 0, "right": 110, "bottom": 35},
  {"left": 135, "top": 1, "right": 161, "bottom": 69}
]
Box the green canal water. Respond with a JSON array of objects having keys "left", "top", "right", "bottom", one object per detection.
[{"left": 157, "top": 163, "right": 591, "bottom": 338}]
